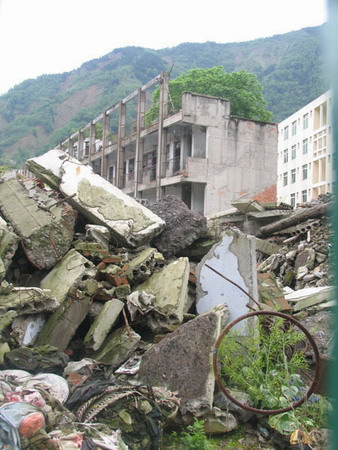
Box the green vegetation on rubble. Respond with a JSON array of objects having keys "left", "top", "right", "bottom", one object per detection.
[{"left": 218, "top": 316, "right": 330, "bottom": 435}]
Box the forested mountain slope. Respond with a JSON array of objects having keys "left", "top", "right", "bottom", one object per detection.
[{"left": 0, "top": 24, "right": 328, "bottom": 167}]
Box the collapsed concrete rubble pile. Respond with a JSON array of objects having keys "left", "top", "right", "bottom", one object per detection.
[
  {"left": 0, "top": 151, "right": 216, "bottom": 449},
  {"left": 0, "top": 150, "right": 334, "bottom": 449}
]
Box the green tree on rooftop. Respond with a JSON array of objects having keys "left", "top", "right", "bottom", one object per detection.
[{"left": 147, "top": 66, "right": 273, "bottom": 123}]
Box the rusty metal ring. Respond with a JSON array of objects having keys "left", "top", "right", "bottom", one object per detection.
[{"left": 213, "top": 310, "right": 321, "bottom": 415}]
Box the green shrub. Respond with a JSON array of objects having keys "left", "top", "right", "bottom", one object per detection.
[{"left": 171, "top": 419, "right": 214, "bottom": 450}]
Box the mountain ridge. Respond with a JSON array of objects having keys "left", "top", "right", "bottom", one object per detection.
[{"left": 0, "top": 24, "right": 329, "bottom": 167}]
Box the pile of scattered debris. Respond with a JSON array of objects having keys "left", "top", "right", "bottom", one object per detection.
[{"left": 0, "top": 150, "right": 334, "bottom": 449}]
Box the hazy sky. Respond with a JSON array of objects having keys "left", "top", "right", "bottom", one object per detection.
[{"left": 0, "top": 0, "right": 328, "bottom": 95}]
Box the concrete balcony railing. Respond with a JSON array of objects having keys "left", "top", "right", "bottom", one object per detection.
[{"left": 181, "top": 157, "right": 208, "bottom": 183}]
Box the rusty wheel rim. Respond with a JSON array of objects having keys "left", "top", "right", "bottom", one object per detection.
[{"left": 213, "top": 310, "right": 321, "bottom": 415}]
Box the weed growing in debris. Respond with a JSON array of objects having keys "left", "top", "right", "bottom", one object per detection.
[
  {"left": 219, "top": 317, "right": 307, "bottom": 410},
  {"left": 218, "top": 316, "right": 330, "bottom": 434},
  {"left": 169, "top": 419, "right": 214, "bottom": 450},
  {"left": 268, "top": 392, "right": 331, "bottom": 434}
]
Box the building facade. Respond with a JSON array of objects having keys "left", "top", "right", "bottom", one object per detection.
[
  {"left": 60, "top": 73, "right": 278, "bottom": 216},
  {"left": 277, "top": 91, "right": 334, "bottom": 206}
]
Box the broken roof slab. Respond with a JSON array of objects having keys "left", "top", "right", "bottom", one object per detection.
[
  {"left": 26, "top": 150, "right": 165, "bottom": 247},
  {"left": 0, "top": 217, "right": 19, "bottom": 281},
  {"left": 0, "top": 177, "right": 75, "bottom": 269}
]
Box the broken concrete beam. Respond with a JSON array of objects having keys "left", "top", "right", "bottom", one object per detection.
[
  {"left": 40, "top": 249, "right": 96, "bottom": 304},
  {"left": 135, "top": 257, "right": 190, "bottom": 332},
  {"left": 148, "top": 195, "right": 208, "bottom": 257},
  {"left": 35, "top": 287, "right": 91, "bottom": 351},
  {"left": 259, "top": 202, "right": 332, "bottom": 237},
  {"left": 0, "top": 176, "right": 75, "bottom": 269},
  {"left": 26, "top": 150, "right": 165, "bottom": 247},
  {"left": 196, "top": 229, "right": 258, "bottom": 325},
  {"left": 84, "top": 299, "right": 124, "bottom": 351},
  {"left": 93, "top": 326, "right": 141, "bottom": 367},
  {"left": 0, "top": 287, "right": 59, "bottom": 315},
  {"left": 286, "top": 286, "right": 336, "bottom": 312},
  {"left": 0, "top": 217, "right": 19, "bottom": 281},
  {"left": 137, "top": 305, "right": 226, "bottom": 416}
]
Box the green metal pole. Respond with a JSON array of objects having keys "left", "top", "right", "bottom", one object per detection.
[{"left": 328, "top": 1, "right": 338, "bottom": 449}]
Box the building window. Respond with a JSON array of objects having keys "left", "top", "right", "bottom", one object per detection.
[
  {"left": 302, "top": 164, "right": 308, "bottom": 180},
  {"left": 303, "top": 113, "right": 309, "bottom": 129},
  {"left": 292, "top": 121, "right": 297, "bottom": 136},
  {"left": 283, "top": 149, "right": 288, "bottom": 163},
  {"left": 290, "top": 193, "right": 296, "bottom": 207},
  {"left": 128, "top": 158, "right": 135, "bottom": 179},
  {"left": 302, "top": 138, "right": 308, "bottom": 154},
  {"left": 291, "top": 169, "right": 296, "bottom": 183},
  {"left": 291, "top": 145, "right": 296, "bottom": 160},
  {"left": 284, "top": 126, "right": 289, "bottom": 140},
  {"left": 283, "top": 172, "right": 288, "bottom": 186},
  {"left": 302, "top": 190, "right": 307, "bottom": 202}
]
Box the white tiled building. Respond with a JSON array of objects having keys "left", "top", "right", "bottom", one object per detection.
[{"left": 277, "top": 91, "right": 334, "bottom": 206}]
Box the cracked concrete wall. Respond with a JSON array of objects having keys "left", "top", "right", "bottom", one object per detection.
[
  {"left": 196, "top": 229, "right": 258, "bottom": 328},
  {"left": 203, "top": 120, "right": 277, "bottom": 216}
]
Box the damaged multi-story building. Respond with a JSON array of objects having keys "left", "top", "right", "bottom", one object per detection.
[{"left": 59, "top": 72, "right": 278, "bottom": 216}]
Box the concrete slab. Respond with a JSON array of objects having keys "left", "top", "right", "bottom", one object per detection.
[
  {"left": 135, "top": 257, "right": 190, "bottom": 332},
  {"left": 35, "top": 288, "right": 91, "bottom": 351},
  {"left": 0, "top": 217, "right": 19, "bottom": 281},
  {"left": 231, "top": 200, "right": 265, "bottom": 214},
  {"left": 286, "top": 286, "right": 336, "bottom": 312},
  {"left": 196, "top": 229, "right": 258, "bottom": 327},
  {"left": 257, "top": 272, "right": 291, "bottom": 312},
  {"left": 137, "top": 305, "right": 225, "bottom": 415},
  {"left": 40, "top": 249, "right": 96, "bottom": 304},
  {"left": 84, "top": 299, "right": 124, "bottom": 351},
  {"left": 0, "top": 177, "right": 75, "bottom": 269},
  {"left": 0, "top": 287, "right": 59, "bottom": 315},
  {"left": 93, "top": 326, "right": 141, "bottom": 367},
  {"left": 26, "top": 150, "right": 165, "bottom": 247}
]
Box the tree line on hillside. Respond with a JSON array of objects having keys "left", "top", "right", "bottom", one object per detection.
[{"left": 0, "top": 25, "right": 328, "bottom": 168}]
